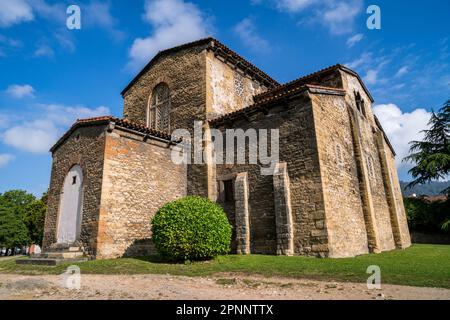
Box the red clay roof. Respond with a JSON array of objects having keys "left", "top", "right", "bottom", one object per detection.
[
  {"left": 210, "top": 84, "right": 346, "bottom": 125},
  {"left": 121, "top": 37, "right": 279, "bottom": 96},
  {"left": 50, "top": 116, "right": 174, "bottom": 153},
  {"left": 254, "top": 64, "right": 374, "bottom": 103}
]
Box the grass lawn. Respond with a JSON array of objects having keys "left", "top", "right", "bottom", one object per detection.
[{"left": 1, "top": 244, "right": 449, "bottom": 289}]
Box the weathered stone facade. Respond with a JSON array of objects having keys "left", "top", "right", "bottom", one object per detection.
[
  {"left": 43, "top": 38, "right": 410, "bottom": 259},
  {"left": 43, "top": 118, "right": 186, "bottom": 258}
]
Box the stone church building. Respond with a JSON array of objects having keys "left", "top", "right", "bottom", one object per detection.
[{"left": 42, "top": 38, "right": 411, "bottom": 259}]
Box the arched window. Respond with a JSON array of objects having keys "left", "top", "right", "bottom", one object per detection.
[{"left": 148, "top": 83, "right": 170, "bottom": 132}]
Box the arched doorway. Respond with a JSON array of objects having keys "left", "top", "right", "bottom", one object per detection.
[{"left": 57, "top": 165, "right": 84, "bottom": 244}]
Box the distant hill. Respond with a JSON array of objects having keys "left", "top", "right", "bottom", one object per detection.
[{"left": 400, "top": 181, "right": 450, "bottom": 196}]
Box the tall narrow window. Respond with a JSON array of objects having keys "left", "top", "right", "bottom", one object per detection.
[
  {"left": 148, "top": 83, "right": 170, "bottom": 132},
  {"left": 355, "top": 91, "right": 366, "bottom": 117}
]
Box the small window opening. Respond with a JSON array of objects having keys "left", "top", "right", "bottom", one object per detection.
[
  {"left": 223, "top": 180, "right": 234, "bottom": 202},
  {"left": 354, "top": 91, "right": 366, "bottom": 117},
  {"left": 72, "top": 176, "right": 77, "bottom": 185}
]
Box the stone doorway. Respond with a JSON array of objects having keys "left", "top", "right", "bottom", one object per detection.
[
  {"left": 217, "top": 178, "right": 237, "bottom": 253},
  {"left": 57, "top": 165, "right": 84, "bottom": 244}
]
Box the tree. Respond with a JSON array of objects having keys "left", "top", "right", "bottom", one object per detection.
[
  {"left": 0, "top": 190, "right": 35, "bottom": 217},
  {"left": 0, "top": 190, "right": 47, "bottom": 246},
  {"left": 404, "top": 99, "right": 450, "bottom": 191},
  {"left": 404, "top": 99, "right": 450, "bottom": 231},
  {"left": 22, "top": 196, "right": 47, "bottom": 246},
  {"left": 0, "top": 204, "right": 30, "bottom": 249}
]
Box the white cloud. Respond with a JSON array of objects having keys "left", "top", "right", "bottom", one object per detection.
[
  {"left": 346, "top": 33, "right": 364, "bottom": 48},
  {"left": 321, "top": 0, "right": 362, "bottom": 34},
  {"left": 40, "top": 104, "right": 110, "bottom": 127},
  {"left": 395, "top": 66, "right": 409, "bottom": 78},
  {"left": 84, "top": 1, "right": 125, "bottom": 40},
  {"left": 234, "top": 18, "right": 269, "bottom": 51},
  {"left": 274, "top": 0, "right": 363, "bottom": 34},
  {"left": 363, "top": 69, "right": 379, "bottom": 85},
  {"left": 34, "top": 44, "right": 54, "bottom": 57},
  {"left": 344, "top": 52, "right": 372, "bottom": 70},
  {"left": 1, "top": 104, "right": 110, "bottom": 154},
  {"left": 28, "top": 0, "right": 65, "bottom": 25},
  {"left": 5, "top": 84, "right": 35, "bottom": 98},
  {"left": 2, "top": 119, "right": 58, "bottom": 154},
  {"left": 276, "top": 0, "right": 318, "bottom": 12},
  {"left": 0, "top": 0, "right": 34, "bottom": 27},
  {"left": 127, "top": 0, "right": 210, "bottom": 71},
  {"left": 0, "top": 153, "right": 14, "bottom": 168},
  {"left": 54, "top": 33, "right": 75, "bottom": 52},
  {"left": 373, "top": 103, "right": 431, "bottom": 177}
]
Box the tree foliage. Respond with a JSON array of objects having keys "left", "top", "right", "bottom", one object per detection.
[
  {"left": 0, "top": 190, "right": 47, "bottom": 247},
  {"left": 404, "top": 99, "right": 450, "bottom": 232},
  {"left": 404, "top": 99, "right": 450, "bottom": 192},
  {"left": 0, "top": 204, "right": 30, "bottom": 248},
  {"left": 23, "top": 196, "right": 47, "bottom": 245},
  {"left": 404, "top": 197, "right": 450, "bottom": 233}
]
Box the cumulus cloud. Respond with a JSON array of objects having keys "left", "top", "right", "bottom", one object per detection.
[
  {"left": 1, "top": 104, "right": 109, "bottom": 154},
  {"left": 2, "top": 119, "right": 58, "bottom": 154},
  {"left": 5, "top": 84, "right": 35, "bottom": 98},
  {"left": 346, "top": 33, "right": 364, "bottom": 48},
  {"left": 0, "top": 0, "right": 34, "bottom": 27},
  {"left": 234, "top": 18, "right": 269, "bottom": 51},
  {"left": 127, "top": 0, "right": 210, "bottom": 71},
  {"left": 373, "top": 103, "right": 431, "bottom": 177},
  {"left": 0, "top": 153, "right": 14, "bottom": 168}
]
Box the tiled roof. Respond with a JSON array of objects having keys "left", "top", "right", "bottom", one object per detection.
[
  {"left": 254, "top": 64, "right": 374, "bottom": 103},
  {"left": 50, "top": 116, "right": 174, "bottom": 152},
  {"left": 121, "top": 37, "right": 279, "bottom": 96},
  {"left": 210, "top": 84, "right": 346, "bottom": 125}
]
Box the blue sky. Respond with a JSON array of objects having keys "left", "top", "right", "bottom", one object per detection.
[{"left": 0, "top": 0, "right": 449, "bottom": 196}]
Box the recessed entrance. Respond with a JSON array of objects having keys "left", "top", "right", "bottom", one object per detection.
[{"left": 57, "top": 165, "right": 84, "bottom": 244}]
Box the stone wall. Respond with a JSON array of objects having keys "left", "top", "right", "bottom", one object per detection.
[
  {"left": 311, "top": 93, "right": 370, "bottom": 257},
  {"left": 213, "top": 93, "right": 329, "bottom": 256},
  {"left": 384, "top": 142, "right": 411, "bottom": 247},
  {"left": 122, "top": 44, "right": 209, "bottom": 197},
  {"left": 205, "top": 51, "right": 267, "bottom": 119},
  {"left": 96, "top": 127, "right": 187, "bottom": 259},
  {"left": 43, "top": 125, "right": 107, "bottom": 257},
  {"left": 342, "top": 72, "right": 398, "bottom": 252}
]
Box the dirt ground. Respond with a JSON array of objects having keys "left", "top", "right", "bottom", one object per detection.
[{"left": 0, "top": 273, "right": 449, "bottom": 300}]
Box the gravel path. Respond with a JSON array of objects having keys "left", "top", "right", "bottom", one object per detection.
[{"left": 0, "top": 273, "right": 449, "bottom": 300}]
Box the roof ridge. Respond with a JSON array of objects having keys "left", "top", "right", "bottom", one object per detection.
[
  {"left": 254, "top": 63, "right": 374, "bottom": 103},
  {"left": 253, "top": 64, "right": 342, "bottom": 101},
  {"left": 121, "top": 37, "right": 279, "bottom": 96}
]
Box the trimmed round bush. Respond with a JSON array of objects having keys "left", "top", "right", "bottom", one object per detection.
[{"left": 151, "top": 196, "right": 232, "bottom": 261}]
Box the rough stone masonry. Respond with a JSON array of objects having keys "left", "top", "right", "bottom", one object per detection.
[{"left": 43, "top": 38, "right": 411, "bottom": 259}]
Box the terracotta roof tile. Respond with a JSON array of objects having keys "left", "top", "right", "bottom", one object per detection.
[
  {"left": 254, "top": 64, "right": 373, "bottom": 103},
  {"left": 210, "top": 84, "right": 345, "bottom": 125},
  {"left": 50, "top": 116, "right": 174, "bottom": 152}
]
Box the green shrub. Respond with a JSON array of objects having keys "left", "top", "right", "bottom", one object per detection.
[{"left": 151, "top": 196, "right": 232, "bottom": 261}]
